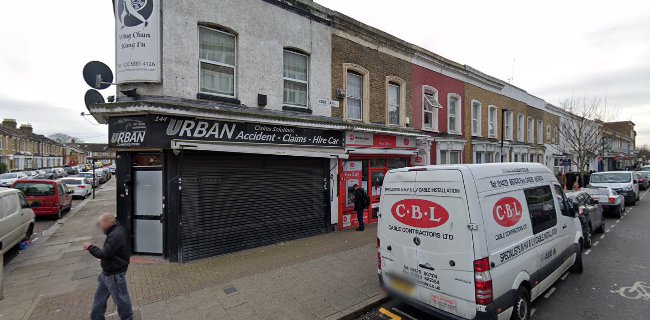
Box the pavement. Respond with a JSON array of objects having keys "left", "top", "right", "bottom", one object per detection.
[
  {"left": 0, "top": 179, "right": 384, "bottom": 320},
  {"left": 355, "top": 189, "right": 650, "bottom": 320}
]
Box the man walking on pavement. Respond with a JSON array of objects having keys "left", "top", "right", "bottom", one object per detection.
[
  {"left": 83, "top": 212, "right": 133, "bottom": 320},
  {"left": 352, "top": 184, "right": 370, "bottom": 231}
]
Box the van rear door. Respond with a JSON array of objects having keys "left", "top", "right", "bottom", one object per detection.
[
  {"left": 378, "top": 170, "right": 419, "bottom": 300},
  {"left": 413, "top": 169, "right": 476, "bottom": 319}
]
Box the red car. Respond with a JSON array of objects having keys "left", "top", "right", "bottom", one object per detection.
[{"left": 11, "top": 179, "right": 73, "bottom": 219}]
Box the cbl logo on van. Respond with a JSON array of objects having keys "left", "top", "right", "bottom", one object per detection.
[
  {"left": 493, "top": 197, "right": 523, "bottom": 228},
  {"left": 392, "top": 199, "right": 449, "bottom": 228}
]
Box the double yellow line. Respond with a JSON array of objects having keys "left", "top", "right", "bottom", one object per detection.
[{"left": 379, "top": 307, "right": 401, "bottom": 320}]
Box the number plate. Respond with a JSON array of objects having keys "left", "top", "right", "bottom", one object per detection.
[{"left": 390, "top": 277, "right": 415, "bottom": 295}]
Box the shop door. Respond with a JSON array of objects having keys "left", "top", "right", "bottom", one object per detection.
[
  {"left": 180, "top": 151, "right": 328, "bottom": 262},
  {"left": 133, "top": 169, "right": 163, "bottom": 254},
  {"left": 369, "top": 168, "right": 387, "bottom": 223}
]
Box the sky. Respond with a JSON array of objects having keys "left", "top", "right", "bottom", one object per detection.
[{"left": 0, "top": 0, "right": 648, "bottom": 145}]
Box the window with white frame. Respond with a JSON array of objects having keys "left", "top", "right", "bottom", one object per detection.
[
  {"left": 440, "top": 150, "right": 461, "bottom": 164},
  {"left": 527, "top": 117, "right": 534, "bottom": 143},
  {"left": 423, "top": 87, "right": 441, "bottom": 131},
  {"left": 283, "top": 50, "right": 309, "bottom": 108},
  {"left": 199, "top": 26, "right": 236, "bottom": 97},
  {"left": 346, "top": 72, "right": 363, "bottom": 121},
  {"left": 517, "top": 113, "right": 524, "bottom": 142},
  {"left": 488, "top": 106, "right": 497, "bottom": 138},
  {"left": 471, "top": 100, "right": 481, "bottom": 136},
  {"left": 546, "top": 125, "right": 551, "bottom": 143},
  {"left": 448, "top": 94, "right": 461, "bottom": 134},
  {"left": 0, "top": 136, "right": 4, "bottom": 150},
  {"left": 388, "top": 83, "right": 400, "bottom": 126},
  {"left": 537, "top": 120, "right": 544, "bottom": 144},
  {"left": 505, "top": 111, "right": 514, "bottom": 140}
]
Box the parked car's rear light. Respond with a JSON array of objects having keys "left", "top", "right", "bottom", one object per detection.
[
  {"left": 78, "top": 185, "right": 86, "bottom": 189},
  {"left": 377, "top": 237, "right": 382, "bottom": 271},
  {"left": 609, "top": 197, "right": 616, "bottom": 204},
  {"left": 474, "top": 258, "right": 493, "bottom": 305},
  {"left": 578, "top": 207, "right": 584, "bottom": 215}
]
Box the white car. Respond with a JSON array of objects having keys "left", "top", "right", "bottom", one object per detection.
[
  {"left": 0, "top": 172, "right": 28, "bottom": 188},
  {"left": 377, "top": 163, "right": 583, "bottom": 320},
  {"left": 0, "top": 189, "right": 35, "bottom": 252},
  {"left": 589, "top": 171, "right": 639, "bottom": 206},
  {"left": 583, "top": 186, "right": 625, "bottom": 217},
  {"left": 60, "top": 177, "right": 92, "bottom": 198}
]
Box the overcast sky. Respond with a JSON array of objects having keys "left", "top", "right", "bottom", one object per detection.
[{"left": 1, "top": 0, "right": 648, "bottom": 145}]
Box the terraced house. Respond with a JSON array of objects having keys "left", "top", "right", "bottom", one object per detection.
[
  {"left": 84, "top": 0, "right": 637, "bottom": 261},
  {"left": 0, "top": 118, "right": 64, "bottom": 172}
]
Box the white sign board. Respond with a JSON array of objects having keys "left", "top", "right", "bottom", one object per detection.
[
  {"left": 115, "top": 0, "right": 161, "bottom": 83},
  {"left": 318, "top": 98, "right": 340, "bottom": 108}
]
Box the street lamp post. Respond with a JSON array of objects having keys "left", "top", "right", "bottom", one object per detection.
[{"left": 500, "top": 109, "right": 511, "bottom": 163}]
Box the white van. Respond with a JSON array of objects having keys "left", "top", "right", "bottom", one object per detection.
[
  {"left": 377, "top": 163, "right": 583, "bottom": 320},
  {"left": 0, "top": 189, "right": 35, "bottom": 253}
]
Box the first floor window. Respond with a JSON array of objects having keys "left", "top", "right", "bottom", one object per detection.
[
  {"left": 488, "top": 106, "right": 497, "bottom": 137},
  {"left": 448, "top": 95, "right": 461, "bottom": 133},
  {"left": 347, "top": 72, "right": 363, "bottom": 120},
  {"left": 199, "top": 26, "right": 236, "bottom": 97},
  {"left": 517, "top": 113, "right": 524, "bottom": 142},
  {"left": 537, "top": 120, "right": 544, "bottom": 144},
  {"left": 546, "top": 125, "right": 551, "bottom": 143},
  {"left": 527, "top": 118, "right": 535, "bottom": 143},
  {"left": 388, "top": 83, "right": 400, "bottom": 126},
  {"left": 471, "top": 101, "right": 481, "bottom": 136},
  {"left": 283, "top": 50, "right": 309, "bottom": 107},
  {"left": 423, "top": 89, "right": 441, "bottom": 130},
  {"left": 505, "top": 111, "right": 513, "bottom": 140}
]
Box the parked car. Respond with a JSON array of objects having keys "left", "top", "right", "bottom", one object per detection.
[
  {"left": 108, "top": 165, "right": 116, "bottom": 174},
  {"left": 567, "top": 191, "right": 605, "bottom": 248},
  {"left": 54, "top": 168, "right": 67, "bottom": 178},
  {"left": 589, "top": 171, "right": 639, "bottom": 206},
  {"left": 24, "top": 171, "right": 39, "bottom": 178},
  {"left": 0, "top": 188, "right": 35, "bottom": 252},
  {"left": 64, "top": 167, "right": 79, "bottom": 176},
  {"left": 60, "top": 177, "right": 92, "bottom": 199},
  {"left": 0, "top": 172, "right": 28, "bottom": 187},
  {"left": 76, "top": 172, "right": 100, "bottom": 188},
  {"left": 42, "top": 168, "right": 57, "bottom": 179},
  {"left": 583, "top": 186, "right": 625, "bottom": 217},
  {"left": 377, "top": 163, "right": 583, "bottom": 320},
  {"left": 10, "top": 180, "right": 73, "bottom": 219},
  {"left": 635, "top": 171, "right": 650, "bottom": 190}
]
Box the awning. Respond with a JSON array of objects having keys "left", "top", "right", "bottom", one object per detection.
[
  {"left": 171, "top": 140, "right": 347, "bottom": 159},
  {"left": 345, "top": 148, "right": 418, "bottom": 156}
]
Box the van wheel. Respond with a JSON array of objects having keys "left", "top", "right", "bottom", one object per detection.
[
  {"left": 510, "top": 286, "right": 531, "bottom": 320},
  {"left": 24, "top": 223, "right": 34, "bottom": 241},
  {"left": 571, "top": 243, "right": 584, "bottom": 273},
  {"left": 584, "top": 225, "right": 592, "bottom": 248}
]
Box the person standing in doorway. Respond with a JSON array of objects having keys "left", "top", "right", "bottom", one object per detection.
[
  {"left": 83, "top": 212, "right": 133, "bottom": 320},
  {"left": 353, "top": 184, "right": 370, "bottom": 231}
]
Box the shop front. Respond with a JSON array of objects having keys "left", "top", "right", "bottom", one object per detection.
[
  {"left": 108, "top": 113, "right": 345, "bottom": 262},
  {"left": 337, "top": 131, "right": 420, "bottom": 230}
]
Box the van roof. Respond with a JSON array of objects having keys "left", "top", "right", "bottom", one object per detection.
[{"left": 391, "top": 162, "right": 552, "bottom": 179}]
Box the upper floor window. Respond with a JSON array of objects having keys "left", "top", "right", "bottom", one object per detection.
[
  {"left": 527, "top": 117, "right": 535, "bottom": 143},
  {"left": 388, "top": 83, "right": 401, "bottom": 126},
  {"left": 347, "top": 72, "right": 363, "bottom": 121},
  {"left": 471, "top": 100, "right": 482, "bottom": 137},
  {"left": 504, "top": 111, "right": 513, "bottom": 140},
  {"left": 283, "top": 50, "right": 309, "bottom": 108},
  {"left": 423, "top": 87, "right": 441, "bottom": 131},
  {"left": 517, "top": 113, "right": 524, "bottom": 142},
  {"left": 546, "top": 125, "right": 551, "bottom": 143},
  {"left": 199, "top": 26, "right": 236, "bottom": 98},
  {"left": 448, "top": 94, "right": 461, "bottom": 134},
  {"left": 488, "top": 106, "right": 497, "bottom": 138},
  {"left": 537, "top": 120, "right": 544, "bottom": 144}
]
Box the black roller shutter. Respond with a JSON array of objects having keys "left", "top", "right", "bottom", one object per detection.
[{"left": 180, "top": 151, "right": 329, "bottom": 261}]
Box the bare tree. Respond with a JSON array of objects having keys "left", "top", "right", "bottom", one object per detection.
[
  {"left": 49, "top": 133, "right": 83, "bottom": 145},
  {"left": 557, "top": 95, "right": 614, "bottom": 187}
]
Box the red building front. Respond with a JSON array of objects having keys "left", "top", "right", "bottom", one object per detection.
[
  {"left": 411, "top": 64, "right": 466, "bottom": 165},
  {"left": 337, "top": 131, "right": 420, "bottom": 230}
]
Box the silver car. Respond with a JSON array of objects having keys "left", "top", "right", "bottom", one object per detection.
[
  {"left": 60, "top": 177, "right": 92, "bottom": 198},
  {"left": 583, "top": 186, "right": 625, "bottom": 218}
]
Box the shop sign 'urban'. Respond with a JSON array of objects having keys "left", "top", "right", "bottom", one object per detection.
[
  {"left": 115, "top": 0, "right": 161, "bottom": 83},
  {"left": 109, "top": 115, "right": 344, "bottom": 148}
]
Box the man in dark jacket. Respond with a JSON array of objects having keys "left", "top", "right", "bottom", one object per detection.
[
  {"left": 83, "top": 212, "right": 133, "bottom": 320},
  {"left": 352, "top": 184, "right": 369, "bottom": 231}
]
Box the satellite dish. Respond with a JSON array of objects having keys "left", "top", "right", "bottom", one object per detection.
[
  {"left": 84, "top": 89, "right": 105, "bottom": 108},
  {"left": 83, "top": 61, "right": 114, "bottom": 89}
]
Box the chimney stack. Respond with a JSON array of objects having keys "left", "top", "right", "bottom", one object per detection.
[
  {"left": 19, "top": 123, "right": 33, "bottom": 134},
  {"left": 2, "top": 118, "right": 17, "bottom": 129}
]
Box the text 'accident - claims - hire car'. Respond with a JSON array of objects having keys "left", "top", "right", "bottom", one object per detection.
[{"left": 377, "top": 163, "right": 583, "bottom": 320}]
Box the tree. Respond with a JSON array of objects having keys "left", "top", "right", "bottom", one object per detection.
[
  {"left": 557, "top": 95, "right": 615, "bottom": 187},
  {"left": 0, "top": 162, "right": 7, "bottom": 174},
  {"left": 49, "top": 133, "right": 83, "bottom": 145}
]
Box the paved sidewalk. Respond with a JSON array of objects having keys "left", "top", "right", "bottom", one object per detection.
[{"left": 1, "top": 180, "right": 382, "bottom": 320}]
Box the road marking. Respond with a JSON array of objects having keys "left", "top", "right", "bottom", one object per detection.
[
  {"left": 606, "top": 229, "right": 610, "bottom": 233},
  {"left": 379, "top": 308, "right": 402, "bottom": 320},
  {"left": 561, "top": 272, "right": 570, "bottom": 280},
  {"left": 610, "top": 224, "right": 616, "bottom": 229},
  {"left": 600, "top": 235, "right": 606, "bottom": 239},
  {"left": 617, "top": 282, "right": 650, "bottom": 300},
  {"left": 616, "top": 220, "right": 620, "bottom": 224},
  {"left": 593, "top": 241, "right": 599, "bottom": 246},
  {"left": 531, "top": 308, "right": 537, "bottom": 316},
  {"left": 585, "top": 249, "right": 592, "bottom": 255},
  {"left": 544, "top": 287, "right": 557, "bottom": 299}
]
